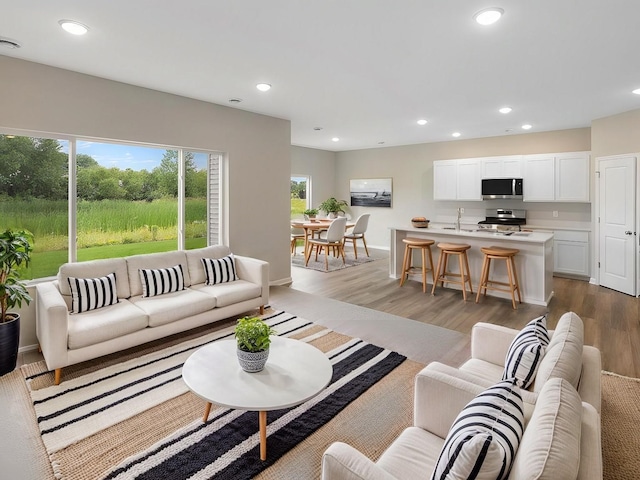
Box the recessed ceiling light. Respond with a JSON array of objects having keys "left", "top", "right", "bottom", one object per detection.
[
  {"left": 59, "top": 19, "right": 89, "bottom": 35},
  {"left": 256, "top": 83, "right": 271, "bottom": 92},
  {"left": 417, "top": 119, "right": 428, "bottom": 126},
  {"left": 473, "top": 7, "right": 504, "bottom": 26},
  {"left": 452, "top": 132, "right": 461, "bottom": 138},
  {"left": 499, "top": 106, "right": 512, "bottom": 114},
  {"left": 633, "top": 88, "right": 640, "bottom": 95},
  {"left": 331, "top": 137, "right": 340, "bottom": 142},
  {"left": 521, "top": 124, "right": 533, "bottom": 130},
  {"left": 0, "top": 37, "right": 21, "bottom": 49}
]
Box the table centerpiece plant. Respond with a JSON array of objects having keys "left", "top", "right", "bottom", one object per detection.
[
  {"left": 0, "top": 229, "right": 33, "bottom": 376},
  {"left": 234, "top": 316, "right": 277, "bottom": 373},
  {"left": 318, "top": 197, "right": 348, "bottom": 218},
  {"left": 303, "top": 208, "right": 319, "bottom": 221}
]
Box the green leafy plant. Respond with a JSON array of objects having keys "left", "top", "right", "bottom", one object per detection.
[
  {"left": 318, "top": 197, "right": 348, "bottom": 214},
  {"left": 234, "top": 316, "right": 276, "bottom": 352},
  {"left": 0, "top": 229, "right": 34, "bottom": 323},
  {"left": 303, "top": 208, "right": 318, "bottom": 217}
]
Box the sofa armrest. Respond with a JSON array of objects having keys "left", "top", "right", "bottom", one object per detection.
[
  {"left": 35, "top": 281, "right": 69, "bottom": 370},
  {"left": 413, "top": 363, "right": 486, "bottom": 438},
  {"left": 577, "top": 402, "right": 602, "bottom": 480},
  {"left": 578, "top": 346, "right": 602, "bottom": 414},
  {"left": 321, "top": 442, "right": 398, "bottom": 480},
  {"left": 234, "top": 255, "right": 269, "bottom": 303},
  {"left": 470, "top": 322, "right": 518, "bottom": 365}
]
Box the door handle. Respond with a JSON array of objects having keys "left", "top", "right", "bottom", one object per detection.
[{"left": 625, "top": 231, "right": 633, "bottom": 235}]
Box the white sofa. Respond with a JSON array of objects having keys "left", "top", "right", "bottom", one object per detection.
[
  {"left": 427, "top": 312, "right": 602, "bottom": 414},
  {"left": 36, "top": 245, "right": 268, "bottom": 384},
  {"left": 322, "top": 368, "right": 602, "bottom": 480}
]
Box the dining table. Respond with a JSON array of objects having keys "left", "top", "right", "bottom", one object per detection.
[{"left": 291, "top": 218, "right": 354, "bottom": 260}]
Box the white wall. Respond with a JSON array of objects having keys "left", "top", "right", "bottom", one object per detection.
[
  {"left": 0, "top": 56, "right": 292, "bottom": 348},
  {"left": 333, "top": 129, "right": 592, "bottom": 249}
]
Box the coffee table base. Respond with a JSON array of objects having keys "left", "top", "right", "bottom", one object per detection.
[{"left": 203, "top": 402, "right": 269, "bottom": 461}]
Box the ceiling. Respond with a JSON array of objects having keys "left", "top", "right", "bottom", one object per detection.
[{"left": 1, "top": 1, "right": 640, "bottom": 152}]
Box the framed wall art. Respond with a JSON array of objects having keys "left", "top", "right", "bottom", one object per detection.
[{"left": 349, "top": 178, "right": 392, "bottom": 207}]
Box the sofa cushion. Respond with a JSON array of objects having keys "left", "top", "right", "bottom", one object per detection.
[
  {"left": 502, "top": 315, "right": 550, "bottom": 389},
  {"left": 130, "top": 288, "right": 216, "bottom": 327},
  {"left": 185, "top": 245, "right": 233, "bottom": 285},
  {"left": 59, "top": 258, "right": 130, "bottom": 299},
  {"left": 191, "top": 280, "right": 261, "bottom": 307},
  {"left": 126, "top": 251, "right": 190, "bottom": 296},
  {"left": 431, "top": 380, "right": 524, "bottom": 480},
  {"left": 510, "top": 378, "right": 582, "bottom": 479},
  {"left": 68, "top": 272, "right": 119, "bottom": 313},
  {"left": 68, "top": 300, "right": 148, "bottom": 349},
  {"left": 533, "top": 312, "right": 584, "bottom": 393},
  {"left": 201, "top": 255, "right": 239, "bottom": 285},
  {"left": 139, "top": 264, "right": 185, "bottom": 298},
  {"left": 376, "top": 427, "right": 444, "bottom": 479}
]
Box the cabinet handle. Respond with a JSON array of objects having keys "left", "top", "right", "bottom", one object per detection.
[{"left": 625, "top": 231, "right": 633, "bottom": 235}]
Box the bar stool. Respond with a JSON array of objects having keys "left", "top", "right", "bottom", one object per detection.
[
  {"left": 431, "top": 242, "right": 473, "bottom": 300},
  {"left": 476, "top": 246, "right": 522, "bottom": 309},
  {"left": 399, "top": 237, "right": 435, "bottom": 293}
]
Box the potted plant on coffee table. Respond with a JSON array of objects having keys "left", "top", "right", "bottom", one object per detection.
[
  {"left": 0, "top": 229, "right": 33, "bottom": 377},
  {"left": 318, "top": 197, "right": 348, "bottom": 219},
  {"left": 234, "top": 316, "right": 277, "bottom": 373}
]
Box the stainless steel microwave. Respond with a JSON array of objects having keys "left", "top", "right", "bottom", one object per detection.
[{"left": 481, "top": 178, "right": 523, "bottom": 200}]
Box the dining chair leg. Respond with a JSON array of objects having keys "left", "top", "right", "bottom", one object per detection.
[
  {"left": 352, "top": 237, "right": 359, "bottom": 259},
  {"left": 361, "top": 236, "right": 370, "bottom": 257}
]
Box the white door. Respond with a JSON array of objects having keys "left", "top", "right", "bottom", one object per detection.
[{"left": 598, "top": 155, "right": 636, "bottom": 295}]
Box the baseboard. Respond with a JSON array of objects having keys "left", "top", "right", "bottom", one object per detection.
[
  {"left": 19, "top": 343, "right": 39, "bottom": 354},
  {"left": 270, "top": 277, "right": 293, "bottom": 287}
]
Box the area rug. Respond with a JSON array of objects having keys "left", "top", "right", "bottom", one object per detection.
[
  {"left": 20, "top": 311, "right": 421, "bottom": 480},
  {"left": 601, "top": 371, "right": 640, "bottom": 480},
  {"left": 291, "top": 244, "right": 385, "bottom": 272}
]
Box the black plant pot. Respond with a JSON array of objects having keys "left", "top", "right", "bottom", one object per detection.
[{"left": 0, "top": 313, "right": 20, "bottom": 377}]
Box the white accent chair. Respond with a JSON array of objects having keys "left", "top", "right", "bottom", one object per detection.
[
  {"left": 305, "top": 217, "right": 347, "bottom": 270},
  {"left": 343, "top": 213, "right": 370, "bottom": 258}
]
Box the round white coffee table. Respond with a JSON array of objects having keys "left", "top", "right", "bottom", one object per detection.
[{"left": 182, "top": 335, "right": 333, "bottom": 460}]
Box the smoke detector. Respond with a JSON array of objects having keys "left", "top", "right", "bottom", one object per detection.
[{"left": 0, "top": 37, "right": 21, "bottom": 49}]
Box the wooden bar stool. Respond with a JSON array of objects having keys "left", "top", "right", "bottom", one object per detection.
[
  {"left": 399, "top": 237, "right": 435, "bottom": 293},
  {"left": 476, "top": 246, "right": 522, "bottom": 309},
  {"left": 431, "top": 242, "right": 473, "bottom": 300}
]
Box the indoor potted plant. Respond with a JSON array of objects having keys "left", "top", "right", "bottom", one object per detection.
[
  {"left": 234, "top": 316, "right": 276, "bottom": 372},
  {"left": 303, "top": 208, "right": 319, "bottom": 221},
  {"left": 318, "top": 197, "right": 349, "bottom": 218},
  {"left": 0, "top": 229, "right": 33, "bottom": 377}
]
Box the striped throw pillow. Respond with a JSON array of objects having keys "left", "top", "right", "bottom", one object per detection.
[
  {"left": 68, "top": 273, "right": 119, "bottom": 314},
  {"left": 502, "top": 315, "right": 551, "bottom": 389},
  {"left": 201, "top": 255, "right": 239, "bottom": 285},
  {"left": 431, "top": 380, "right": 525, "bottom": 480},
  {"left": 139, "top": 265, "right": 185, "bottom": 298}
]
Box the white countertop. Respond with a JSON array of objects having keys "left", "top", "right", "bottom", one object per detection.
[{"left": 390, "top": 224, "right": 554, "bottom": 243}]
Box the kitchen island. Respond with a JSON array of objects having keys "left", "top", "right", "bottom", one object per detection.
[{"left": 390, "top": 225, "right": 554, "bottom": 306}]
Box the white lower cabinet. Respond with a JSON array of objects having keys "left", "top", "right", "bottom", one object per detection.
[{"left": 553, "top": 230, "right": 589, "bottom": 277}]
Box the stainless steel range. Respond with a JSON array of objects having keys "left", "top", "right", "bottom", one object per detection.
[{"left": 477, "top": 208, "right": 526, "bottom": 231}]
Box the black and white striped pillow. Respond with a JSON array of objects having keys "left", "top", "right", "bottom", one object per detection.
[
  {"left": 68, "top": 273, "right": 119, "bottom": 314},
  {"left": 201, "top": 255, "right": 239, "bottom": 285},
  {"left": 431, "top": 380, "right": 524, "bottom": 480},
  {"left": 502, "top": 315, "right": 551, "bottom": 389},
  {"left": 139, "top": 265, "right": 185, "bottom": 298}
]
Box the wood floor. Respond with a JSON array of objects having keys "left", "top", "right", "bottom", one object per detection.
[{"left": 289, "top": 248, "right": 640, "bottom": 378}]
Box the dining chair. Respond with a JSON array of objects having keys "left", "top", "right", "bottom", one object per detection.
[
  {"left": 343, "top": 213, "right": 370, "bottom": 259},
  {"left": 305, "top": 216, "right": 347, "bottom": 270},
  {"left": 291, "top": 225, "right": 306, "bottom": 255}
]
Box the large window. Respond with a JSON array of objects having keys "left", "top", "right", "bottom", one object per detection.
[
  {"left": 291, "top": 175, "right": 309, "bottom": 219},
  {"left": 0, "top": 133, "right": 221, "bottom": 279}
]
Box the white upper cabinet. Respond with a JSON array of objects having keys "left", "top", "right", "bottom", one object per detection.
[
  {"left": 433, "top": 159, "right": 482, "bottom": 201},
  {"left": 555, "top": 152, "right": 590, "bottom": 202},
  {"left": 523, "top": 155, "right": 556, "bottom": 201},
  {"left": 456, "top": 158, "right": 482, "bottom": 201},
  {"left": 480, "top": 156, "right": 522, "bottom": 178},
  {"left": 433, "top": 160, "right": 458, "bottom": 200},
  {"left": 522, "top": 152, "right": 590, "bottom": 202}
]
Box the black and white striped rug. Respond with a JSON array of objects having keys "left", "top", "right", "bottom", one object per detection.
[{"left": 25, "top": 311, "right": 407, "bottom": 479}]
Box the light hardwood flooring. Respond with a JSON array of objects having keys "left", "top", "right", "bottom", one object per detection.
[{"left": 289, "top": 248, "right": 640, "bottom": 378}]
